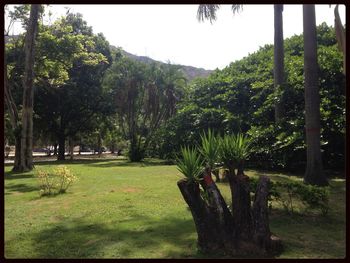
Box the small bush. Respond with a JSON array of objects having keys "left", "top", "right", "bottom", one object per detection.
[
  {"left": 35, "top": 166, "right": 77, "bottom": 196},
  {"left": 249, "top": 177, "right": 330, "bottom": 216}
]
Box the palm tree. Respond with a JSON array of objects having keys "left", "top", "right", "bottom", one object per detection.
[
  {"left": 197, "top": 4, "right": 285, "bottom": 122},
  {"left": 332, "top": 4, "right": 346, "bottom": 74},
  {"left": 303, "top": 5, "right": 328, "bottom": 186},
  {"left": 19, "top": 4, "right": 40, "bottom": 171},
  {"left": 274, "top": 4, "right": 285, "bottom": 122}
]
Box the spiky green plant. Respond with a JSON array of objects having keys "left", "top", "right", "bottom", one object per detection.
[
  {"left": 218, "top": 133, "right": 251, "bottom": 169},
  {"left": 198, "top": 129, "right": 219, "bottom": 170},
  {"left": 176, "top": 146, "right": 204, "bottom": 182}
]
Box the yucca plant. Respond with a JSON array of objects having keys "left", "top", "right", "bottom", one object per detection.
[
  {"left": 176, "top": 146, "right": 204, "bottom": 183},
  {"left": 199, "top": 129, "right": 219, "bottom": 169},
  {"left": 219, "top": 133, "right": 251, "bottom": 171}
]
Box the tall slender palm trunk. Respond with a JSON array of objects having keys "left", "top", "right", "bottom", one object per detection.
[
  {"left": 274, "top": 4, "right": 285, "bottom": 122},
  {"left": 303, "top": 5, "right": 328, "bottom": 186},
  {"left": 19, "top": 4, "right": 40, "bottom": 172}
]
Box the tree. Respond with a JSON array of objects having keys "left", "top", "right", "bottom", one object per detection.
[
  {"left": 177, "top": 132, "right": 282, "bottom": 256},
  {"left": 332, "top": 4, "right": 346, "bottom": 74},
  {"left": 303, "top": 5, "right": 328, "bottom": 186},
  {"left": 19, "top": 4, "right": 40, "bottom": 171},
  {"left": 5, "top": 5, "right": 28, "bottom": 171},
  {"left": 197, "top": 4, "right": 285, "bottom": 122},
  {"left": 33, "top": 13, "right": 112, "bottom": 160},
  {"left": 273, "top": 4, "right": 285, "bottom": 122},
  {"left": 4, "top": 5, "right": 40, "bottom": 172},
  {"left": 103, "top": 57, "right": 186, "bottom": 162},
  {"left": 154, "top": 23, "right": 344, "bottom": 172}
]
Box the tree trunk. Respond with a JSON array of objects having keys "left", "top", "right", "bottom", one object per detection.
[
  {"left": 212, "top": 169, "right": 220, "bottom": 182},
  {"left": 177, "top": 178, "right": 224, "bottom": 253},
  {"left": 12, "top": 132, "right": 22, "bottom": 172},
  {"left": 334, "top": 4, "right": 346, "bottom": 75},
  {"left": 4, "top": 41, "right": 21, "bottom": 172},
  {"left": 98, "top": 133, "right": 102, "bottom": 157},
  {"left": 303, "top": 5, "right": 328, "bottom": 186},
  {"left": 178, "top": 175, "right": 282, "bottom": 256},
  {"left": 274, "top": 4, "right": 285, "bottom": 122},
  {"left": 53, "top": 143, "right": 58, "bottom": 155},
  {"left": 58, "top": 134, "right": 65, "bottom": 161},
  {"left": 19, "top": 4, "right": 40, "bottom": 172},
  {"left": 69, "top": 137, "right": 74, "bottom": 160},
  {"left": 231, "top": 172, "right": 252, "bottom": 241}
]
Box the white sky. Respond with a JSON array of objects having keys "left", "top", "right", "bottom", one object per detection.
[{"left": 5, "top": 4, "right": 346, "bottom": 70}]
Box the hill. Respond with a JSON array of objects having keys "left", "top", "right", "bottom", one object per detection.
[{"left": 114, "top": 46, "right": 213, "bottom": 81}]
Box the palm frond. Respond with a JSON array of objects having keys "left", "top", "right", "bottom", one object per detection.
[
  {"left": 231, "top": 4, "right": 243, "bottom": 15},
  {"left": 218, "top": 133, "right": 251, "bottom": 168},
  {"left": 176, "top": 146, "right": 204, "bottom": 181},
  {"left": 197, "top": 4, "right": 220, "bottom": 24},
  {"left": 199, "top": 129, "right": 219, "bottom": 168}
]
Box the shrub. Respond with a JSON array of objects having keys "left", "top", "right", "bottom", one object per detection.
[
  {"left": 176, "top": 146, "right": 204, "bottom": 183},
  {"left": 218, "top": 133, "right": 251, "bottom": 169},
  {"left": 36, "top": 169, "right": 55, "bottom": 196},
  {"left": 35, "top": 166, "right": 77, "bottom": 196},
  {"left": 249, "top": 177, "right": 330, "bottom": 216},
  {"left": 53, "top": 165, "right": 77, "bottom": 194}
]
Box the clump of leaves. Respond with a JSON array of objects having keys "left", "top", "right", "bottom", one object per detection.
[
  {"left": 176, "top": 146, "right": 204, "bottom": 182},
  {"left": 198, "top": 129, "right": 219, "bottom": 169},
  {"left": 218, "top": 133, "right": 251, "bottom": 168},
  {"left": 250, "top": 177, "right": 330, "bottom": 216},
  {"left": 35, "top": 165, "right": 77, "bottom": 196}
]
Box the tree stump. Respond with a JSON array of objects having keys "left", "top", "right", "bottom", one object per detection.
[{"left": 178, "top": 174, "right": 282, "bottom": 257}]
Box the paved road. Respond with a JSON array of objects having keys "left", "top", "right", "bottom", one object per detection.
[{"left": 4, "top": 152, "right": 115, "bottom": 164}]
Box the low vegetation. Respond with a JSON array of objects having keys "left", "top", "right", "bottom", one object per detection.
[{"left": 4, "top": 158, "right": 345, "bottom": 258}]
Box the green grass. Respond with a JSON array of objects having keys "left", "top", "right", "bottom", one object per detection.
[{"left": 4, "top": 157, "right": 346, "bottom": 258}]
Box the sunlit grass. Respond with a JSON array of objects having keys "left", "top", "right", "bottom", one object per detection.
[{"left": 4, "top": 158, "right": 345, "bottom": 258}]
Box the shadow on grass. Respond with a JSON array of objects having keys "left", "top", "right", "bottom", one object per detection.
[
  {"left": 85, "top": 159, "right": 173, "bottom": 168},
  {"left": 4, "top": 172, "right": 35, "bottom": 180},
  {"left": 25, "top": 215, "right": 201, "bottom": 259},
  {"left": 5, "top": 183, "right": 38, "bottom": 194}
]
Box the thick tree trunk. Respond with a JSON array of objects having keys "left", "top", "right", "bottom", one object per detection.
[
  {"left": 274, "top": 4, "right": 285, "bottom": 122},
  {"left": 19, "top": 4, "right": 40, "bottom": 172},
  {"left": 58, "top": 134, "right": 65, "bottom": 161},
  {"left": 111, "top": 144, "right": 115, "bottom": 154},
  {"left": 12, "top": 133, "right": 22, "bottom": 172},
  {"left": 98, "top": 133, "right": 102, "bottom": 157},
  {"left": 177, "top": 178, "right": 224, "bottom": 253},
  {"left": 53, "top": 143, "right": 58, "bottom": 155},
  {"left": 69, "top": 137, "right": 74, "bottom": 160},
  {"left": 231, "top": 173, "right": 252, "bottom": 240},
  {"left": 178, "top": 174, "right": 282, "bottom": 256},
  {"left": 303, "top": 5, "right": 328, "bottom": 186},
  {"left": 201, "top": 168, "right": 236, "bottom": 250}
]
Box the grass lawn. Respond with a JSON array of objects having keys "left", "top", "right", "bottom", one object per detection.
[{"left": 4, "top": 156, "right": 346, "bottom": 259}]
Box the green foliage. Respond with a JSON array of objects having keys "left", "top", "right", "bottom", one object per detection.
[
  {"left": 250, "top": 177, "right": 330, "bottom": 216},
  {"left": 35, "top": 165, "right": 77, "bottom": 196},
  {"left": 198, "top": 129, "right": 219, "bottom": 169},
  {"left": 154, "top": 23, "right": 344, "bottom": 171},
  {"left": 218, "top": 133, "right": 251, "bottom": 168},
  {"left": 103, "top": 56, "right": 187, "bottom": 162},
  {"left": 176, "top": 146, "right": 204, "bottom": 182}
]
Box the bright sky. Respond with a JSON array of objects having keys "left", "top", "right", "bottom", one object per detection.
[{"left": 5, "top": 4, "right": 346, "bottom": 70}]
